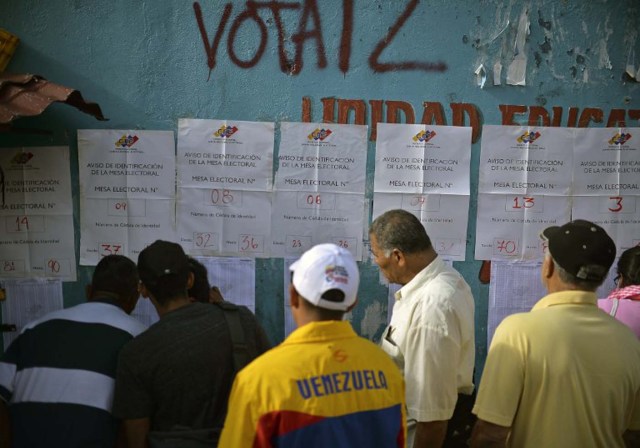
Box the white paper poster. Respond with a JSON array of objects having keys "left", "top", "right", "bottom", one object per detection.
[
  {"left": 1, "top": 278, "right": 64, "bottom": 349},
  {"left": 373, "top": 124, "right": 472, "bottom": 261},
  {"left": 177, "top": 119, "right": 274, "bottom": 257},
  {"left": 374, "top": 123, "right": 472, "bottom": 195},
  {"left": 372, "top": 193, "right": 469, "bottom": 261},
  {"left": 194, "top": 256, "right": 256, "bottom": 312},
  {"left": 477, "top": 125, "right": 572, "bottom": 261},
  {"left": 78, "top": 130, "right": 176, "bottom": 265},
  {"left": 271, "top": 122, "right": 368, "bottom": 260},
  {"left": 572, "top": 195, "right": 640, "bottom": 253},
  {"left": 573, "top": 127, "right": 640, "bottom": 196},
  {"left": 479, "top": 125, "right": 574, "bottom": 196},
  {"left": 271, "top": 191, "right": 365, "bottom": 259},
  {"left": 475, "top": 193, "right": 571, "bottom": 261},
  {"left": 177, "top": 119, "right": 274, "bottom": 191},
  {"left": 276, "top": 122, "right": 367, "bottom": 194},
  {"left": 476, "top": 126, "right": 640, "bottom": 261},
  {"left": 0, "top": 147, "right": 76, "bottom": 280}
]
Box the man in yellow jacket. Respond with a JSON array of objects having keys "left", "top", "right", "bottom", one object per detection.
[{"left": 219, "top": 243, "right": 407, "bottom": 447}]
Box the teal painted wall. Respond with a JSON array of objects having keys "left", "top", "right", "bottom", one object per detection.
[{"left": 1, "top": 0, "right": 639, "bottom": 377}]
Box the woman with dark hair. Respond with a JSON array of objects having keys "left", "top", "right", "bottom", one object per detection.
[{"left": 599, "top": 246, "right": 640, "bottom": 338}]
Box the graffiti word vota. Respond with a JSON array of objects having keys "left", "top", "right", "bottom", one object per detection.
[{"left": 193, "top": 0, "right": 447, "bottom": 78}]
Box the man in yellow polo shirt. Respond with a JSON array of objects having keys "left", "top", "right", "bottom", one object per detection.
[
  {"left": 471, "top": 220, "right": 640, "bottom": 447},
  {"left": 218, "top": 243, "right": 406, "bottom": 447}
]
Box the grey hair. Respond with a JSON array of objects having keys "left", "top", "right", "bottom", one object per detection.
[
  {"left": 370, "top": 209, "right": 432, "bottom": 254},
  {"left": 547, "top": 254, "right": 603, "bottom": 291}
]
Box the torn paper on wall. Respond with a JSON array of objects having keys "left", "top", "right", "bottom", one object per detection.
[
  {"left": 507, "top": 9, "right": 529, "bottom": 86},
  {"left": 475, "top": 64, "right": 487, "bottom": 88},
  {"left": 626, "top": 48, "right": 636, "bottom": 78},
  {"left": 493, "top": 60, "right": 502, "bottom": 85},
  {"left": 507, "top": 55, "right": 527, "bottom": 86}
]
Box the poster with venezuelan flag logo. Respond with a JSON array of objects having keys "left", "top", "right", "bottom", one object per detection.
[
  {"left": 0, "top": 146, "right": 76, "bottom": 280},
  {"left": 176, "top": 118, "right": 274, "bottom": 257},
  {"left": 475, "top": 125, "right": 573, "bottom": 261},
  {"left": 572, "top": 127, "right": 640, "bottom": 196},
  {"left": 78, "top": 129, "right": 176, "bottom": 265},
  {"left": 571, "top": 127, "right": 640, "bottom": 253},
  {"left": 271, "top": 122, "right": 368, "bottom": 260},
  {"left": 374, "top": 123, "right": 471, "bottom": 195},
  {"left": 478, "top": 125, "right": 574, "bottom": 196},
  {"left": 372, "top": 123, "right": 472, "bottom": 261}
]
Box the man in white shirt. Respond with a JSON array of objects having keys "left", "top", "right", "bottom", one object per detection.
[{"left": 370, "top": 209, "right": 475, "bottom": 448}]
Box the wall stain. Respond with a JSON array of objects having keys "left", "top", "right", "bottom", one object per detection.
[
  {"left": 539, "top": 37, "right": 552, "bottom": 54},
  {"left": 537, "top": 10, "right": 552, "bottom": 30}
]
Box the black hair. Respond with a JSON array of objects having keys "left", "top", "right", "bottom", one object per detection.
[
  {"left": 188, "top": 257, "right": 211, "bottom": 303},
  {"left": 617, "top": 246, "right": 640, "bottom": 287},
  {"left": 300, "top": 295, "right": 346, "bottom": 321},
  {"left": 92, "top": 255, "right": 138, "bottom": 298}
]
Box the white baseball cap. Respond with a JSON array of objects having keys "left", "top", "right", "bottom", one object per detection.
[{"left": 290, "top": 243, "right": 359, "bottom": 311}]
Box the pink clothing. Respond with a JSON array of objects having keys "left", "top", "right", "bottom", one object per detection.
[{"left": 598, "top": 285, "right": 640, "bottom": 338}]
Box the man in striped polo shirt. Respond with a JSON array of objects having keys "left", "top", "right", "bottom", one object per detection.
[{"left": 0, "top": 255, "right": 147, "bottom": 448}]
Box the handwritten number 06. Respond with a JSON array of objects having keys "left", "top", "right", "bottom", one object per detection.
[{"left": 306, "top": 194, "right": 321, "bottom": 205}]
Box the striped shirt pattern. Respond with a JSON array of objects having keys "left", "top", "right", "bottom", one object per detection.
[{"left": 0, "top": 300, "right": 146, "bottom": 448}]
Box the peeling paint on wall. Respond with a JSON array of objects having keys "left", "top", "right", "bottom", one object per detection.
[{"left": 360, "top": 300, "right": 386, "bottom": 340}]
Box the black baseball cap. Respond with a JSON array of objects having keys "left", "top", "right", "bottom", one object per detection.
[
  {"left": 138, "top": 240, "right": 190, "bottom": 286},
  {"left": 541, "top": 220, "right": 616, "bottom": 282}
]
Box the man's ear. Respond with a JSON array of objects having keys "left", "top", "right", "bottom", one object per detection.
[
  {"left": 392, "top": 248, "right": 405, "bottom": 266},
  {"left": 542, "top": 256, "right": 554, "bottom": 279},
  {"left": 289, "top": 284, "right": 300, "bottom": 309},
  {"left": 139, "top": 282, "right": 151, "bottom": 299},
  {"left": 186, "top": 272, "right": 195, "bottom": 290}
]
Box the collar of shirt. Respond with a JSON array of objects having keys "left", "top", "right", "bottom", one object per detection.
[
  {"left": 284, "top": 320, "right": 356, "bottom": 345},
  {"left": 532, "top": 290, "right": 597, "bottom": 311},
  {"left": 90, "top": 294, "right": 122, "bottom": 308},
  {"left": 395, "top": 256, "right": 445, "bottom": 302}
]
